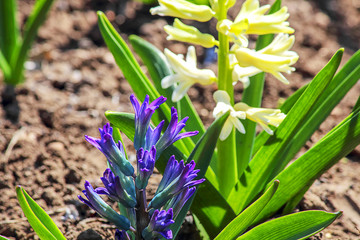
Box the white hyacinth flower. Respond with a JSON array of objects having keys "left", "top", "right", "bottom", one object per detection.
[
  {"left": 229, "top": 44, "right": 260, "bottom": 87},
  {"left": 162, "top": 46, "right": 217, "bottom": 102},
  {"left": 234, "top": 0, "right": 294, "bottom": 35},
  {"left": 235, "top": 102, "right": 286, "bottom": 135},
  {"left": 213, "top": 90, "right": 246, "bottom": 141},
  {"left": 234, "top": 34, "right": 299, "bottom": 84},
  {"left": 217, "top": 0, "right": 294, "bottom": 45},
  {"left": 164, "top": 19, "right": 218, "bottom": 48},
  {"left": 150, "top": 0, "right": 215, "bottom": 22}
]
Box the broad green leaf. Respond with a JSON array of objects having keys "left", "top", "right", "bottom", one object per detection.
[
  {"left": 237, "top": 0, "right": 282, "bottom": 178},
  {"left": 106, "top": 111, "right": 236, "bottom": 238},
  {"left": 128, "top": 35, "right": 205, "bottom": 143},
  {"left": 16, "top": 186, "right": 66, "bottom": 240},
  {"left": 253, "top": 84, "right": 307, "bottom": 155},
  {"left": 171, "top": 113, "right": 233, "bottom": 238},
  {"left": 0, "top": 0, "right": 19, "bottom": 61},
  {"left": 237, "top": 211, "right": 341, "bottom": 240},
  {"left": 254, "top": 49, "right": 360, "bottom": 159},
  {"left": 128, "top": 35, "right": 175, "bottom": 105},
  {"left": 97, "top": 12, "right": 194, "bottom": 155},
  {"left": 254, "top": 107, "right": 360, "bottom": 223},
  {"left": 10, "top": 0, "right": 54, "bottom": 85},
  {"left": 229, "top": 49, "right": 343, "bottom": 213},
  {"left": 215, "top": 180, "right": 279, "bottom": 240},
  {"left": 97, "top": 12, "right": 170, "bottom": 123},
  {"left": 276, "top": 50, "right": 360, "bottom": 172}
]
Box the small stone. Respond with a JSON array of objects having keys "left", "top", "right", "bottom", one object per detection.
[
  {"left": 77, "top": 229, "right": 103, "bottom": 240},
  {"left": 48, "top": 142, "right": 65, "bottom": 153}
]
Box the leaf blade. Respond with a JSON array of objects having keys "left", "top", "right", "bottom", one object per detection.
[{"left": 237, "top": 211, "right": 341, "bottom": 240}]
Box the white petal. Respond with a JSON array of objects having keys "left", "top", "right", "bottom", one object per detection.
[
  {"left": 186, "top": 46, "right": 197, "bottom": 66},
  {"left": 213, "top": 90, "right": 231, "bottom": 105},
  {"left": 171, "top": 80, "right": 193, "bottom": 102},
  {"left": 220, "top": 119, "right": 233, "bottom": 141},
  {"left": 230, "top": 116, "right": 245, "bottom": 134},
  {"left": 161, "top": 75, "right": 179, "bottom": 88}
]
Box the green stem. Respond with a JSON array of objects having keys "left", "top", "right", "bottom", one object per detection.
[{"left": 216, "top": 0, "right": 237, "bottom": 197}]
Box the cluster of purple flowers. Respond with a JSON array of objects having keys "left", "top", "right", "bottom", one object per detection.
[{"left": 78, "top": 94, "right": 204, "bottom": 239}]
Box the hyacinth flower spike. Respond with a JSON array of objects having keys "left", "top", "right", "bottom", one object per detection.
[
  {"left": 155, "top": 107, "right": 199, "bottom": 159},
  {"left": 135, "top": 146, "right": 156, "bottom": 189},
  {"left": 130, "top": 94, "right": 167, "bottom": 150},
  {"left": 148, "top": 156, "right": 205, "bottom": 209},
  {"left": 78, "top": 181, "right": 133, "bottom": 231},
  {"left": 142, "top": 209, "right": 175, "bottom": 240},
  {"left": 95, "top": 168, "right": 136, "bottom": 208},
  {"left": 85, "top": 123, "right": 134, "bottom": 176}
]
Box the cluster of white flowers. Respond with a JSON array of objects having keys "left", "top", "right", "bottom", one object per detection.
[{"left": 150, "top": 0, "right": 298, "bottom": 140}]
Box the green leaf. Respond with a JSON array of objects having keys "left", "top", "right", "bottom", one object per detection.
[
  {"left": 171, "top": 113, "right": 234, "bottom": 238},
  {"left": 97, "top": 12, "right": 169, "bottom": 122},
  {"left": 128, "top": 35, "right": 174, "bottom": 105},
  {"left": 215, "top": 180, "right": 279, "bottom": 240},
  {"left": 254, "top": 49, "right": 360, "bottom": 161},
  {"left": 229, "top": 49, "right": 343, "bottom": 214},
  {"left": 105, "top": 111, "right": 235, "bottom": 238},
  {"left": 97, "top": 12, "right": 195, "bottom": 155},
  {"left": 236, "top": 0, "right": 282, "bottom": 180},
  {"left": 237, "top": 211, "right": 341, "bottom": 240},
  {"left": 128, "top": 35, "right": 206, "bottom": 144},
  {"left": 254, "top": 107, "right": 360, "bottom": 223},
  {"left": 0, "top": 0, "right": 19, "bottom": 62},
  {"left": 9, "top": 0, "right": 54, "bottom": 85},
  {"left": 0, "top": 50, "right": 11, "bottom": 79},
  {"left": 16, "top": 186, "right": 66, "bottom": 240}
]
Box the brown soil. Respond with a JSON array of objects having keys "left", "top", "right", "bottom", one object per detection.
[{"left": 0, "top": 0, "right": 359, "bottom": 239}]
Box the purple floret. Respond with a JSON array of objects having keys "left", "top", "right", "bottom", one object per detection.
[
  {"left": 142, "top": 209, "right": 175, "bottom": 240},
  {"left": 85, "top": 123, "right": 134, "bottom": 176},
  {"left": 155, "top": 107, "right": 198, "bottom": 159},
  {"left": 130, "top": 94, "right": 166, "bottom": 150},
  {"left": 148, "top": 156, "right": 205, "bottom": 209}
]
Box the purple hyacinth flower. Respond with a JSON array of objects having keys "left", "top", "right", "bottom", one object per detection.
[
  {"left": 148, "top": 156, "right": 205, "bottom": 209},
  {"left": 115, "top": 229, "right": 130, "bottom": 240},
  {"left": 85, "top": 123, "right": 134, "bottom": 176},
  {"left": 142, "top": 209, "right": 174, "bottom": 240},
  {"left": 95, "top": 168, "right": 136, "bottom": 208},
  {"left": 155, "top": 107, "right": 198, "bottom": 159},
  {"left": 130, "top": 94, "right": 166, "bottom": 150},
  {"left": 78, "top": 181, "right": 131, "bottom": 231},
  {"left": 135, "top": 146, "right": 156, "bottom": 189},
  {"left": 165, "top": 187, "right": 196, "bottom": 218}
]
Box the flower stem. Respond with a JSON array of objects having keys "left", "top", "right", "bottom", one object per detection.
[
  {"left": 135, "top": 188, "right": 149, "bottom": 240},
  {"left": 216, "top": 0, "right": 237, "bottom": 197}
]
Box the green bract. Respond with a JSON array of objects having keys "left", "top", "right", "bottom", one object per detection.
[
  {"left": 0, "top": 0, "right": 54, "bottom": 85},
  {"left": 97, "top": 0, "right": 360, "bottom": 237}
]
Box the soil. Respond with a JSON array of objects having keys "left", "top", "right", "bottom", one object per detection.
[{"left": 0, "top": 0, "right": 359, "bottom": 239}]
